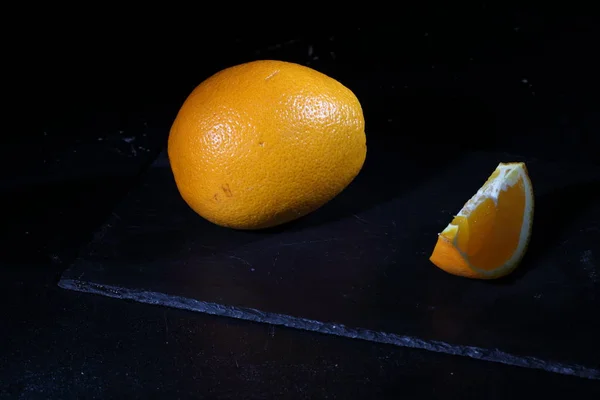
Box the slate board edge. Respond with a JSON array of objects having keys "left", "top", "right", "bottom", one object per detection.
[{"left": 57, "top": 278, "right": 600, "bottom": 381}]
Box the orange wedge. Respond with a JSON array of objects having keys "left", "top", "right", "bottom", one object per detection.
[{"left": 429, "top": 162, "right": 534, "bottom": 279}]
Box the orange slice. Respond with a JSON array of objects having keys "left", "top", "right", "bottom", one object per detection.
[{"left": 429, "top": 162, "right": 534, "bottom": 279}]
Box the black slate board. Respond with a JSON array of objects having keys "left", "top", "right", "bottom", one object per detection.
[{"left": 59, "top": 144, "right": 600, "bottom": 380}]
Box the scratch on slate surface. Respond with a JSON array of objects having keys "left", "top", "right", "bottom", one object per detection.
[
  {"left": 227, "top": 255, "right": 254, "bottom": 267},
  {"left": 580, "top": 250, "right": 598, "bottom": 283},
  {"left": 57, "top": 279, "right": 600, "bottom": 381}
]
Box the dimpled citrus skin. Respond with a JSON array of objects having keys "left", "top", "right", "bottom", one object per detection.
[{"left": 167, "top": 60, "right": 367, "bottom": 230}]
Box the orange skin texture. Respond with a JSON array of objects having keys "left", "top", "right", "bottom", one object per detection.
[{"left": 168, "top": 60, "right": 367, "bottom": 230}]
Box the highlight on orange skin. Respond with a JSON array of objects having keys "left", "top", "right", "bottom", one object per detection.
[{"left": 429, "top": 162, "right": 534, "bottom": 280}]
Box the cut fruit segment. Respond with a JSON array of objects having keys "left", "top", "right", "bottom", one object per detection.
[{"left": 429, "top": 162, "right": 535, "bottom": 279}]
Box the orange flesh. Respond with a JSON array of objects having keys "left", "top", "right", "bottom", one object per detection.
[{"left": 441, "top": 176, "right": 526, "bottom": 271}]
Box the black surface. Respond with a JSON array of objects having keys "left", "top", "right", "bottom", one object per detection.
[
  {"left": 6, "top": 14, "right": 600, "bottom": 398},
  {"left": 5, "top": 269, "right": 600, "bottom": 398},
  {"left": 60, "top": 144, "right": 600, "bottom": 379}
]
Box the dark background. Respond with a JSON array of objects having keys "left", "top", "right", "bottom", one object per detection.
[{"left": 2, "top": 8, "right": 600, "bottom": 399}]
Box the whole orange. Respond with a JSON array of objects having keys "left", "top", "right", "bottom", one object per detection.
[{"left": 167, "top": 60, "right": 366, "bottom": 230}]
